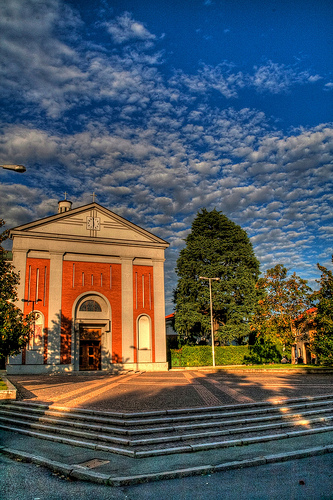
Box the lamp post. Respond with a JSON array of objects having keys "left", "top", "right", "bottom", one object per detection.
[
  {"left": 1, "top": 164, "right": 26, "bottom": 173},
  {"left": 199, "top": 276, "right": 220, "bottom": 367}
]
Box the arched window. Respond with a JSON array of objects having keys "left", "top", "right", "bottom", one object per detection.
[
  {"left": 79, "top": 300, "right": 102, "bottom": 312},
  {"left": 138, "top": 315, "right": 150, "bottom": 350},
  {"left": 29, "top": 311, "right": 44, "bottom": 351}
]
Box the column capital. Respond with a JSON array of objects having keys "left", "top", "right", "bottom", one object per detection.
[{"left": 49, "top": 251, "right": 64, "bottom": 257}]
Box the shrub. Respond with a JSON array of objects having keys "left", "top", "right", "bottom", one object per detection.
[
  {"left": 170, "top": 345, "right": 249, "bottom": 367},
  {"left": 244, "top": 337, "right": 283, "bottom": 364}
]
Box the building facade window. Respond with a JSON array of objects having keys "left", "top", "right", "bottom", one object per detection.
[
  {"left": 29, "top": 311, "right": 44, "bottom": 351},
  {"left": 79, "top": 299, "right": 102, "bottom": 312},
  {"left": 138, "top": 315, "right": 150, "bottom": 350}
]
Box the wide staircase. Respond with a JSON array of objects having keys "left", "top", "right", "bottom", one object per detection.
[{"left": 1, "top": 395, "right": 333, "bottom": 459}]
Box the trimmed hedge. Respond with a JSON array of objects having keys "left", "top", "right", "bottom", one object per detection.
[{"left": 170, "top": 345, "right": 249, "bottom": 367}]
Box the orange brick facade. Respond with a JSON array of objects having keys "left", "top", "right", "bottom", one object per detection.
[
  {"left": 23, "top": 258, "right": 50, "bottom": 364},
  {"left": 8, "top": 202, "right": 168, "bottom": 373},
  {"left": 20, "top": 259, "right": 156, "bottom": 366},
  {"left": 61, "top": 261, "right": 122, "bottom": 364},
  {"left": 133, "top": 265, "right": 155, "bottom": 363}
]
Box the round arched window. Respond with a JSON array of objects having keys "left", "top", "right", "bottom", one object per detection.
[{"left": 79, "top": 300, "right": 102, "bottom": 312}]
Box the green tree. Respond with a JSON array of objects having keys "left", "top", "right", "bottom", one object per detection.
[
  {"left": 0, "top": 220, "right": 33, "bottom": 360},
  {"left": 174, "top": 209, "right": 260, "bottom": 345},
  {"left": 312, "top": 257, "right": 333, "bottom": 365},
  {"left": 251, "top": 264, "right": 312, "bottom": 351}
]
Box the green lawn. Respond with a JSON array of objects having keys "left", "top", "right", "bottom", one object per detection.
[
  {"left": 218, "top": 364, "right": 332, "bottom": 370},
  {"left": 0, "top": 379, "right": 8, "bottom": 390}
]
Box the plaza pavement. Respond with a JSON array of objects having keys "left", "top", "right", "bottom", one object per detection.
[
  {"left": 1, "top": 368, "right": 333, "bottom": 486},
  {"left": 6, "top": 368, "right": 333, "bottom": 411}
]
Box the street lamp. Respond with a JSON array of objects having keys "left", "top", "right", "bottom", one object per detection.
[
  {"left": 199, "top": 276, "right": 220, "bottom": 367},
  {"left": 1, "top": 164, "right": 26, "bottom": 173}
]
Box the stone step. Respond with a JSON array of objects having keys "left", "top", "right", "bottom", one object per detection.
[
  {"left": 1, "top": 404, "right": 333, "bottom": 439},
  {"left": 0, "top": 406, "right": 333, "bottom": 457},
  {"left": 1, "top": 419, "right": 333, "bottom": 458},
  {"left": 2, "top": 396, "right": 333, "bottom": 426},
  {"left": 1, "top": 411, "right": 332, "bottom": 449},
  {"left": 3, "top": 395, "right": 333, "bottom": 429},
  {"left": 1, "top": 396, "right": 333, "bottom": 458}
]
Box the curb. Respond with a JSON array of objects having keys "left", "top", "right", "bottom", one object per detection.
[{"left": 1, "top": 444, "right": 333, "bottom": 486}]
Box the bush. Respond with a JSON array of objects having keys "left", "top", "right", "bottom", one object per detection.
[
  {"left": 170, "top": 345, "right": 249, "bottom": 367},
  {"left": 244, "top": 337, "right": 283, "bottom": 364}
]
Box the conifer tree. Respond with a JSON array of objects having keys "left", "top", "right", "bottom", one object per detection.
[{"left": 174, "top": 209, "right": 260, "bottom": 345}]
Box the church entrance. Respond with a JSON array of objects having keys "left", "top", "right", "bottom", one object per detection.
[{"left": 79, "top": 327, "right": 101, "bottom": 370}]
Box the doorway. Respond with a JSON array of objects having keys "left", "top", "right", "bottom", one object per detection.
[{"left": 79, "top": 327, "right": 101, "bottom": 370}]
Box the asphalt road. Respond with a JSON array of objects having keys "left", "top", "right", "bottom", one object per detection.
[{"left": 1, "top": 451, "right": 333, "bottom": 500}]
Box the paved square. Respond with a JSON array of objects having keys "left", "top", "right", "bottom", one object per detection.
[{"left": 7, "top": 370, "right": 333, "bottom": 411}]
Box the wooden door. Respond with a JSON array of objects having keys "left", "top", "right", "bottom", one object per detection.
[{"left": 79, "top": 328, "right": 101, "bottom": 370}]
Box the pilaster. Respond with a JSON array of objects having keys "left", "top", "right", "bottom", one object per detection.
[
  {"left": 153, "top": 258, "right": 167, "bottom": 363},
  {"left": 47, "top": 252, "right": 64, "bottom": 365},
  {"left": 121, "top": 257, "right": 134, "bottom": 363},
  {"left": 12, "top": 249, "right": 27, "bottom": 310}
]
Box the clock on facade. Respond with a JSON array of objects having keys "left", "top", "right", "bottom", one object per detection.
[{"left": 86, "top": 216, "right": 100, "bottom": 230}]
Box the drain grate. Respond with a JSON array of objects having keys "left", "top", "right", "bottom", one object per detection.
[{"left": 78, "top": 459, "right": 110, "bottom": 469}]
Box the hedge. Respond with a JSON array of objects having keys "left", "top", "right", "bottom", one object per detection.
[{"left": 170, "top": 345, "right": 249, "bottom": 367}]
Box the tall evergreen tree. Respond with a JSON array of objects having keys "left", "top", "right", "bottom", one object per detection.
[{"left": 174, "top": 209, "right": 260, "bottom": 345}]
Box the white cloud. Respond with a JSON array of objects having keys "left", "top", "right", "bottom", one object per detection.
[
  {"left": 104, "top": 12, "right": 156, "bottom": 45},
  {"left": 0, "top": 1, "right": 332, "bottom": 311},
  {"left": 250, "top": 61, "right": 320, "bottom": 94}
]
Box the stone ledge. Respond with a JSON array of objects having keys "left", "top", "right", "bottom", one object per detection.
[{"left": 0, "top": 372, "right": 17, "bottom": 400}]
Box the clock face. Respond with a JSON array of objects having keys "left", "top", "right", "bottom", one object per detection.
[
  {"left": 94, "top": 217, "right": 100, "bottom": 230},
  {"left": 86, "top": 216, "right": 100, "bottom": 230},
  {"left": 87, "top": 216, "right": 94, "bottom": 230}
]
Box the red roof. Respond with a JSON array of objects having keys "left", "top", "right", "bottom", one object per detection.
[{"left": 296, "top": 307, "right": 317, "bottom": 321}]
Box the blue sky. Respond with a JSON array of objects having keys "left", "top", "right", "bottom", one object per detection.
[{"left": 0, "top": 0, "right": 332, "bottom": 313}]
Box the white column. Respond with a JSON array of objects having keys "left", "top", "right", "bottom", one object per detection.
[
  {"left": 12, "top": 249, "right": 27, "bottom": 310},
  {"left": 153, "top": 259, "right": 167, "bottom": 363},
  {"left": 47, "top": 252, "right": 63, "bottom": 365},
  {"left": 121, "top": 257, "right": 134, "bottom": 363}
]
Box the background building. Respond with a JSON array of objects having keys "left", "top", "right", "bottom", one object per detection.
[
  {"left": 7, "top": 201, "right": 169, "bottom": 374},
  {"left": 292, "top": 307, "right": 318, "bottom": 364}
]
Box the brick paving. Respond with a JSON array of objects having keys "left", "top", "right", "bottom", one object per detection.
[{"left": 6, "top": 370, "right": 333, "bottom": 412}]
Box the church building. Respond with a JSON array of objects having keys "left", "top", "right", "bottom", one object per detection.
[{"left": 7, "top": 200, "right": 169, "bottom": 374}]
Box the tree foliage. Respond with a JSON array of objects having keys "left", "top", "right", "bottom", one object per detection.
[
  {"left": 0, "top": 220, "right": 33, "bottom": 360},
  {"left": 251, "top": 264, "right": 312, "bottom": 350},
  {"left": 174, "top": 209, "right": 260, "bottom": 345},
  {"left": 312, "top": 257, "right": 333, "bottom": 365}
]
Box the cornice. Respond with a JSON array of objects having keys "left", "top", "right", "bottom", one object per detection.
[
  {"left": 9, "top": 202, "right": 169, "bottom": 247},
  {"left": 9, "top": 229, "right": 169, "bottom": 249}
]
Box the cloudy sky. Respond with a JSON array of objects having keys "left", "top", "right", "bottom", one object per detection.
[{"left": 1, "top": 0, "right": 332, "bottom": 313}]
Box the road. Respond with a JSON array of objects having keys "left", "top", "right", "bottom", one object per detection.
[{"left": 1, "top": 451, "right": 332, "bottom": 500}]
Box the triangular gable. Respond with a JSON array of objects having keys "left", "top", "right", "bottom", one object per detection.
[{"left": 10, "top": 203, "right": 169, "bottom": 246}]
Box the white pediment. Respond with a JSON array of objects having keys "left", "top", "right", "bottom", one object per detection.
[{"left": 12, "top": 203, "right": 168, "bottom": 246}]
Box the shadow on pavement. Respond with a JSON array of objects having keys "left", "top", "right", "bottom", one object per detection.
[{"left": 6, "top": 370, "right": 333, "bottom": 412}]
